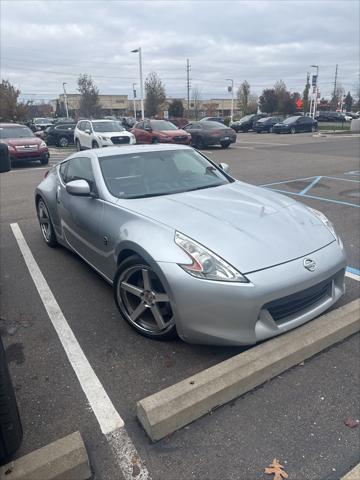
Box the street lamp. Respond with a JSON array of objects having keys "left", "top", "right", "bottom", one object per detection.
[
  {"left": 310, "top": 65, "right": 319, "bottom": 119},
  {"left": 131, "top": 47, "right": 144, "bottom": 120},
  {"left": 62, "top": 82, "right": 69, "bottom": 118},
  {"left": 132, "top": 83, "right": 137, "bottom": 119},
  {"left": 226, "top": 79, "right": 234, "bottom": 123}
]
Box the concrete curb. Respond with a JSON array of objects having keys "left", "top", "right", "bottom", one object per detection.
[
  {"left": 137, "top": 299, "right": 360, "bottom": 441},
  {"left": 342, "top": 463, "right": 360, "bottom": 480},
  {"left": 0, "top": 431, "right": 91, "bottom": 480}
]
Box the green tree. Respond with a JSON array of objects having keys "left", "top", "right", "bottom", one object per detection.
[
  {"left": 77, "top": 74, "right": 101, "bottom": 118},
  {"left": 0, "top": 79, "right": 29, "bottom": 121},
  {"left": 237, "top": 80, "right": 251, "bottom": 115},
  {"left": 145, "top": 72, "right": 166, "bottom": 117},
  {"left": 259, "top": 89, "right": 278, "bottom": 114},
  {"left": 302, "top": 75, "right": 310, "bottom": 114},
  {"left": 168, "top": 99, "right": 184, "bottom": 118},
  {"left": 344, "top": 91, "right": 353, "bottom": 111}
]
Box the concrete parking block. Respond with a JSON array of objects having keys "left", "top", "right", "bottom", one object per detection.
[
  {"left": 342, "top": 463, "right": 360, "bottom": 480},
  {"left": 137, "top": 299, "right": 360, "bottom": 441},
  {"left": 0, "top": 431, "right": 91, "bottom": 480}
]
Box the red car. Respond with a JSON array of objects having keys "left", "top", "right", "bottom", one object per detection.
[
  {"left": 0, "top": 123, "right": 49, "bottom": 165},
  {"left": 131, "top": 119, "right": 191, "bottom": 145}
]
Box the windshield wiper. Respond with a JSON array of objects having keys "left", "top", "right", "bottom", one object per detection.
[{"left": 183, "top": 183, "right": 224, "bottom": 193}]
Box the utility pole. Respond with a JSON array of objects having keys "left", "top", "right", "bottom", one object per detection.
[
  {"left": 333, "top": 64, "right": 338, "bottom": 98},
  {"left": 62, "top": 82, "right": 69, "bottom": 118},
  {"left": 186, "top": 58, "right": 191, "bottom": 115}
]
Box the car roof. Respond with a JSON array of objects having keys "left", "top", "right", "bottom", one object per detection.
[
  {"left": 0, "top": 123, "right": 26, "bottom": 127},
  {"left": 94, "top": 144, "right": 193, "bottom": 158}
]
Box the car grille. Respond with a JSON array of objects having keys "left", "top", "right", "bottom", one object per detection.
[
  {"left": 173, "top": 135, "right": 188, "bottom": 142},
  {"left": 265, "top": 278, "right": 332, "bottom": 322},
  {"left": 111, "top": 136, "right": 130, "bottom": 144},
  {"left": 16, "top": 145, "right": 38, "bottom": 151}
]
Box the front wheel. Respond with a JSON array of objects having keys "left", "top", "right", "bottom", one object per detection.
[
  {"left": 58, "top": 136, "right": 69, "bottom": 148},
  {"left": 40, "top": 156, "right": 49, "bottom": 165},
  {"left": 92, "top": 141, "right": 99, "bottom": 149},
  {"left": 290, "top": 127, "right": 296, "bottom": 134},
  {"left": 114, "top": 255, "right": 177, "bottom": 340},
  {"left": 269, "top": 127, "right": 274, "bottom": 133},
  {"left": 75, "top": 139, "right": 81, "bottom": 151},
  {"left": 220, "top": 141, "right": 230, "bottom": 148},
  {"left": 37, "top": 199, "right": 57, "bottom": 247},
  {"left": 311, "top": 125, "right": 316, "bottom": 132}
]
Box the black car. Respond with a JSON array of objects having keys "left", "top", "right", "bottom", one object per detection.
[
  {"left": 200, "top": 117, "right": 225, "bottom": 124},
  {"left": 184, "top": 121, "right": 236, "bottom": 148},
  {"left": 44, "top": 123, "right": 76, "bottom": 147},
  {"left": 53, "top": 117, "right": 75, "bottom": 124},
  {"left": 315, "top": 111, "right": 345, "bottom": 122},
  {"left": 253, "top": 116, "right": 283, "bottom": 133},
  {"left": 230, "top": 114, "right": 267, "bottom": 132},
  {"left": 273, "top": 116, "right": 318, "bottom": 134}
]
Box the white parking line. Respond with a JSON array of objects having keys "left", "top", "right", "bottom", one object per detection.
[
  {"left": 236, "top": 141, "right": 290, "bottom": 146},
  {"left": 10, "top": 222, "right": 150, "bottom": 480}
]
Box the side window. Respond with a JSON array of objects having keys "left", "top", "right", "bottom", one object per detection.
[
  {"left": 136, "top": 122, "right": 144, "bottom": 129},
  {"left": 77, "top": 121, "right": 84, "bottom": 131},
  {"left": 184, "top": 124, "right": 193, "bottom": 130},
  {"left": 84, "top": 121, "right": 92, "bottom": 131},
  {"left": 64, "top": 157, "right": 96, "bottom": 191},
  {"left": 59, "top": 161, "right": 68, "bottom": 181}
]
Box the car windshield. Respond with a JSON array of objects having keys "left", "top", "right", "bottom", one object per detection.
[
  {"left": 0, "top": 126, "right": 34, "bottom": 139},
  {"left": 99, "top": 149, "right": 231, "bottom": 199},
  {"left": 283, "top": 116, "right": 300, "bottom": 124},
  {"left": 201, "top": 122, "right": 227, "bottom": 130},
  {"left": 35, "top": 118, "right": 52, "bottom": 124},
  {"left": 239, "top": 115, "right": 253, "bottom": 122},
  {"left": 150, "top": 120, "right": 177, "bottom": 131},
  {"left": 92, "top": 121, "right": 125, "bottom": 132}
]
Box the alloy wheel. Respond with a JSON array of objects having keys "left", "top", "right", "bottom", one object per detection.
[
  {"left": 117, "top": 265, "right": 174, "bottom": 335},
  {"left": 37, "top": 200, "right": 52, "bottom": 243}
]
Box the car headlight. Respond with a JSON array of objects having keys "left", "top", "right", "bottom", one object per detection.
[
  {"left": 100, "top": 136, "right": 110, "bottom": 141},
  {"left": 175, "top": 231, "right": 248, "bottom": 283},
  {"left": 310, "top": 208, "right": 341, "bottom": 243},
  {"left": 39, "top": 141, "right": 47, "bottom": 148}
]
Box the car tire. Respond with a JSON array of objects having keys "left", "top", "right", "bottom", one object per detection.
[
  {"left": 37, "top": 198, "right": 57, "bottom": 247},
  {"left": 195, "top": 138, "right": 204, "bottom": 149},
  {"left": 311, "top": 125, "right": 316, "bottom": 132},
  {"left": 92, "top": 141, "right": 99, "bottom": 149},
  {"left": 151, "top": 137, "right": 158, "bottom": 144},
  {"left": 290, "top": 127, "right": 296, "bottom": 134},
  {"left": 40, "top": 156, "right": 49, "bottom": 165},
  {"left": 220, "top": 141, "right": 230, "bottom": 148},
  {"left": 75, "top": 139, "right": 82, "bottom": 151},
  {"left": 58, "top": 137, "right": 69, "bottom": 148},
  {"left": 114, "top": 255, "right": 177, "bottom": 341},
  {"left": 269, "top": 127, "right": 274, "bottom": 133},
  {"left": 0, "top": 337, "right": 23, "bottom": 465}
]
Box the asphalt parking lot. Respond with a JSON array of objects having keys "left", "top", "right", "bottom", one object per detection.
[{"left": 0, "top": 132, "right": 359, "bottom": 480}]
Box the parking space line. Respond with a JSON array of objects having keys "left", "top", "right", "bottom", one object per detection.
[
  {"left": 10, "top": 223, "right": 151, "bottom": 480},
  {"left": 261, "top": 176, "right": 316, "bottom": 187},
  {"left": 299, "top": 176, "right": 322, "bottom": 195},
  {"left": 263, "top": 187, "right": 360, "bottom": 208},
  {"left": 236, "top": 141, "right": 290, "bottom": 146},
  {"left": 322, "top": 176, "right": 360, "bottom": 183},
  {"left": 346, "top": 267, "right": 360, "bottom": 282}
]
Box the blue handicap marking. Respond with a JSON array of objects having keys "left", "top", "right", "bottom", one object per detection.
[{"left": 346, "top": 266, "right": 360, "bottom": 281}]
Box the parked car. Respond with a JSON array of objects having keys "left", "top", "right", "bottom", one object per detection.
[
  {"left": 35, "top": 144, "right": 346, "bottom": 345},
  {"left": 200, "top": 117, "right": 225, "bottom": 124},
  {"left": 44, "top": 123, "right": 76, "bottom": 147},
  {"left": 273, "top": 116, "right": 318, "bottom": 134},
  {"left": 74, "top": 119, "right": 136, "bottom": 150},
  {"left": 0, "top": 123, "right": 49, "bottom": 164},
  {"left": 184, "top": 121, "right": 236, "bottom": 148},
  {"left": 315, "top": 111, "right": 345, "bottom": 122},
  {"left": 230, "top": 114, "right": 267, "bottom": 132},
  {"left": 253, "top": 116, "right": 283, "bottom": 133},
  {"left": 0, "top": 146, "right": 23, "bottom": 464},
  {"left": 131, "top": 119, "right": 191, "bottom": 145},
  {"left": 29, "top": 117, "right": 54, "bottom": 132},
  {"left": 53, "top": 117, "right": 75, "bottom": 124}
]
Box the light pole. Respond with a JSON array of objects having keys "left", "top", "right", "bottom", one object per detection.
[
  {"left": 310, "top": 65, "right": 319, "bottom": 119},
  {"left": 226, "top": 79, "right": 234, "bottom": 122},
  {"left": 132, "top": 83, "right": 137, "bottom": 119},
  {"left": 62, "top": 82, "right": 69, "bottom": 118},
  {"left": 131, "top": 47, "right": 144, "bottom": 120}
]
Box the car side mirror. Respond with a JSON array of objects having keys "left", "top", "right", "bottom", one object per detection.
[
  {"left": 66, "top": 179, "right": 91, "bottom": 196},
  {"left": 219, "top": 162, "right": 230, "bottom": 173},
  {"left": 84, "top": 129, "right": 91, "bottom": 134},
  {"left": 0, "top": 144, "right": 11, "bottom": 173}
]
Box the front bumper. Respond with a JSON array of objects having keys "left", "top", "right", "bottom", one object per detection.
[
  {"left": 10, "top": 149, "right": 49, "bottom": 163},
  {"left": 157, "top": 240, "right": 346, "bottom": 345}
]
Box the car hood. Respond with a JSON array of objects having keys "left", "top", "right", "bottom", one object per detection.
[
  {"left": 1, "top": 137, "right": 41, "bottom": 146},
  {"left": 155, "top": 129, "right": 188, "bottom": 137},
  {"left": 117, "top": 182, "right": 335, "bottom": 273}
]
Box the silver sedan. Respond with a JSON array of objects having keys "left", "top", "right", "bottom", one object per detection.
[{"left": 35, "top": 145, "right": 346, "bottom": 345}]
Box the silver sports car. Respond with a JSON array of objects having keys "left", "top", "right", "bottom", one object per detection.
[{"left": 35, "top": 145, "right": 346, "bottom": 345}]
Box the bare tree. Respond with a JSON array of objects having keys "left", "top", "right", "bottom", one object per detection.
[
  {"left": 330, "top": 83, "right": 345, "bottom": 111},
  {"left": 77, "top": 74, "right": 101, "bottom": 118},
  {"left": 191, "top": 86, "right": 202, "bottom": 120},
  {"left": 145, "top": 72, "right": 166, "bottom": 117},
  {"left": 237, "top": 80, "right": 251, "bottom": 115},
  {"left": 0, "top": 79, "right": 29, "bottom": 121}
]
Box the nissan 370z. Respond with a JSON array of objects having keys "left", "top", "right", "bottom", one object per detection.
[{"left": 35, "top": 144, "right": 346, "bottom": 345}]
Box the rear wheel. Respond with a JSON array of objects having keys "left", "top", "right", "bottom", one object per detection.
[
  {"left": 0, "top": 337, "right": 22, "bottom": 465},
  {"left": 37, "top": 199, "right": 57, "bottom": 247},
  {"left": 114, "top": 255, "right": 177, "bottom": 340},
  {"left": 92, "top": 141, "right": 99, "bottom": 149},
  {"left": 195, "top": 137, "right": 204, "bottom": 149},
  {"left": 269, "top": 127, "right": 274, "bottom": 133},
  {"left": 220, "top": 141, "right": 230, "bottom": 148},
  {"left": 40, "top": 156, "right": 49, "bottom": 165},
  {"left": 311, "top": 125, "right": 316, "bottom": 132},
  {"left": 58, "top": 136, "right": 69, "bottom": 148},
  {"left": 75, "top": 139, "right": 81, "bottom": 151},
  {"left": 290, "top": 127, "right": 296, "bottom": 134},
  {"left": 151, "top": 137, "right": 158, "bottom": 144}
]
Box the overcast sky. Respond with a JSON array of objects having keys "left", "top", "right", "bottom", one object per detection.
[{"left": 1, "top": 0, "right": 359, "bottom": 103}]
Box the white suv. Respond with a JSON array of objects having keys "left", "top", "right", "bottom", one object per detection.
[{"left": 74, "top": 119, "right": 136, "bottom": 150}]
